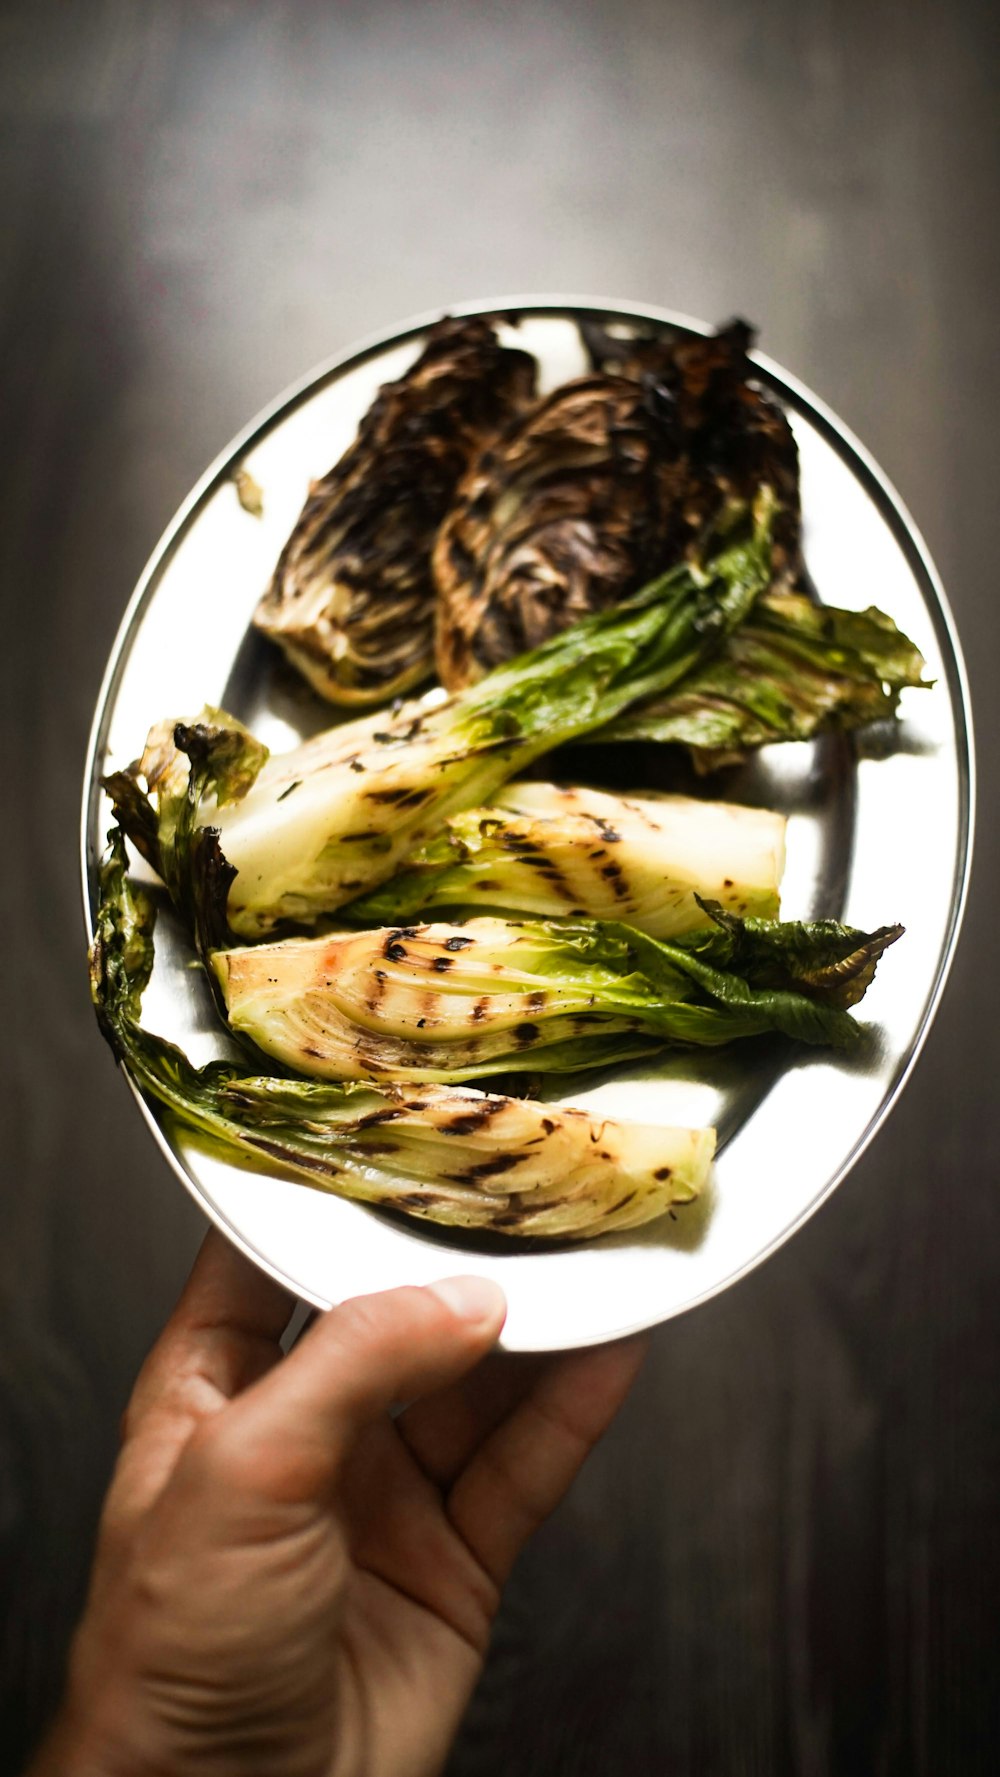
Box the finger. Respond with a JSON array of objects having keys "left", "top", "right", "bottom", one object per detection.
[
  {"left": 100, "top": 1232, "right": 294, "bottom": 1547},
  {"left": 446, "top": 1334, "right": 648, "bottom": 1587},
  {"left": 123, "top": 1228, "right": 295, "bottom": 1441},
  {"left": 397, "top": 1351, "right": 547, "bottom": 1488},
  {"left": 196, "top": 1275, "right": 507, "bottom": 1505}
]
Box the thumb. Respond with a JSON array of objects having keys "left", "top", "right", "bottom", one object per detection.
[{"left": 187, "top": 1276, "right": 507, "bottom": 1506}]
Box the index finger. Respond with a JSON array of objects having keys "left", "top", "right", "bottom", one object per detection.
[
  {"left": 123, "top": 1229, "right": 295, "bottom": 1442},
  {"left": 98, "top": 1230, "right": 295, "bottom": 1559}
]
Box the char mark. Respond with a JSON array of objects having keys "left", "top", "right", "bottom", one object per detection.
[
  {"left": 454, "top": 1152, "right": 522, "bottom": 1182},
  {"left": 444, "top": 1107, "right": 497, "bottom": 1136}
]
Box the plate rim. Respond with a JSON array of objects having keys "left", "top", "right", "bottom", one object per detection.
[{"left": 80, "top": 295, "right": 976, "bottom": 1345}]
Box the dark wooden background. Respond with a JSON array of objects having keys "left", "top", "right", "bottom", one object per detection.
[{"left": 2, "top": 2, "right": 998, "bottom": 1770}]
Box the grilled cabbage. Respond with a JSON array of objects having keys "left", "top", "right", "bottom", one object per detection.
[
  {"left": 433, "top": 319, "right": 801, "bottom": 689},
  {"left": 254, "top": 315, "right": 536, "bottom": 706}
]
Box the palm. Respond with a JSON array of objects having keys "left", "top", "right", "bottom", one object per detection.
[{"left": 330, "top": 1360, "right": 541, "bottom": 1777}]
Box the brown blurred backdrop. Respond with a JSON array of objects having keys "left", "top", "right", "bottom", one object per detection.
[{"left": 2, "top": 2, "right": 998, "bottom": 1771}]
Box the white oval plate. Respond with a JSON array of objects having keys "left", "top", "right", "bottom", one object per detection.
[{"left": 82, "top": 299, "right": 973, "bottom": 1351}]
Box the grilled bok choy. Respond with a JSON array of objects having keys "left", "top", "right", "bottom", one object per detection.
[
  {"left": 345, "top": 783, "right": 786, "bottom": 937},
  {"left": 107, "top": 495, "right": 776, "bottom": 943},
  {"left": 598, "top": 589, "right": 929, "bottom": 768},
  {"left": 211, "top": 910, "right": 902, "bottom": 1084},
  {"left": 90, "top": 830, "right": 714, "bottom": 1238}
]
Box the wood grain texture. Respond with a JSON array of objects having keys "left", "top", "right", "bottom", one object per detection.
[{"left": 1, "top": 1, "right": 998, "bottom": 1770}]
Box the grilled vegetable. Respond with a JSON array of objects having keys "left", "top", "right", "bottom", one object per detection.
[
  {"left": 254, "top": 315, "right": 536, "bottom": 706},
  {"left": 580, "top": 316, "right": 803, "bottom": 593},
  {"left": 211, "top": 909, "right": 901, "bottom": 1084},
  {"left": 433, "top": 319, "right": 801, "bottom": 690},
  {"left": 90, "top": 828, "right": 714, "bottom": 1239},
  {"left": 597, "top": 589, "right": 930, "bottom": 768},
  {"left": 345, "top": 782, "right": 786, "bottom": 937},
  {"left": 434, "top": 373, "right": 689, "bottom": 688},
  {"left": 108, "top": 496, "right": 776, "bottom": 943}
]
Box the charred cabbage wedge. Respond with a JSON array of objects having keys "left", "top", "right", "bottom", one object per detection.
[
  {"left": 211, "top": 908, "right": 902, "bottom": 1084},
  {"left": 345, "top": 782, "right": 787, "bottom": 937},
  {"left": 90, "top": 830, "right": 714, "bottom": 1238},
  {"left": 107, "top": 495, "right": 777, "bottom": 944},
  {"left": 434, "top": 319, "right": 803, "bottom": 689},
  {"left": 254, "top": 315, "right": 537, "bottom": 706}
]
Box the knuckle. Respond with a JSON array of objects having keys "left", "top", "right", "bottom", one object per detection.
[{"left": 180, "top": 1416, "right": 250, "bottom": 1492}]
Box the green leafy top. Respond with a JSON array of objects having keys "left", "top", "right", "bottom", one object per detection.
[{"left": 598, "top": 590, "right": 929, "bottom": 767}]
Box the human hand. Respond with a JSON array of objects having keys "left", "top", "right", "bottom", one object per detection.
[{"left": 33, "top": 1230, "right": 646, "bottom": 1777}]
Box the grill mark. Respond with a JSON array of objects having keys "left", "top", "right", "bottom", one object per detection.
[
  {"left": 444, "top": 935, "right": 473, "bottom": 951},
  {"left": 248, "top": 1137, "right": 339, "bottom": 1176},
  {"left": 600, "top": 859, "right": 628, "bottom": 899},
  {"left": 527, "top": 990, "right": 547, "bottom": 1011},
  {"left": 654, "top": 1165, "right": 673, "bottom": 1180},
  {"left": 451, "top": 1152, "right": 522, "bottom": 1182},
  {"left": 513, "top": 1022, "right": 540, "bottom": 1046},
  {"left": 492, "top": 1199, "right": 553, "bottom": 1226},
  {"left": 366, "top": 967, "right": 390, "bottom": 1013},
  {"left": 443, "top": 1109, "right": 497, "bottom": 1135},
  {"left": 432, "top": 955, "right": 452, "bottom": 973},
  {"left": 472, "top": 996, "right": 490, "bottom": 1023}
]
